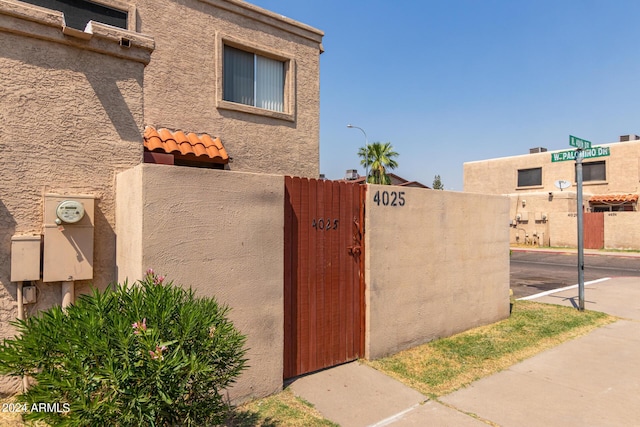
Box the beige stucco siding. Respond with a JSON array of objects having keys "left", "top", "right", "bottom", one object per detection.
[
  {"left": 364, "top": 186, "right": 510, "bottom": 360},
  {"left": 0, "top": 0, "right": 153, "bottom": 393},
  {"left": 548, "top": 212, "right": 578, "bottom": 247},
  {"left": 604, "top": 212, "right": 640, "bottom": 250},
  {"left": 116, "top": 164, "right": 284, "bottom": 402},
  {"left": 0, "top": 29, "right": 145, "bottom": 305},
  {"left": 138, "top": 0, "right": 322, "bottom": 178}
]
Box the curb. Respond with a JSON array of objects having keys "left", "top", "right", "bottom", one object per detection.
[{"left": 510, "top": 247, "right": 640, "bottom": 258}]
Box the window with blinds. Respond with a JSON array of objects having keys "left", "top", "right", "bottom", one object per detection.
[{"left": 223, "top": 46, "right": 285, "bottom": 113}]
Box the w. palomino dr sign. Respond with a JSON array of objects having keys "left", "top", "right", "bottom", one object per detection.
[{"left": 551, "top": 146, "right": 610, "bottom": 162}]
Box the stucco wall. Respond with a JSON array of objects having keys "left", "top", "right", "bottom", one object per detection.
[
  {"left": 116, "top": 164, "right": 284, "bottom": 402},
  {"left": 507, "top": 191, "right": 577, "bottom": 246},
  {"left": 604, "top": 212, "right": 639, "bottom": 250},
  {"left": 0, "top": 1, "right": 147, "bottom": 347},
  {"left": 548, "top": 211, "right": 640, "bottom": 250},
  {"left": 137, "top": 0, "right": 323, "bottom": 178},
  {"left": 548, "top": 212, "right": 578, "bottom": 248},
  {"left": 364, "top": 186, "right": 510, "bottom": 360}
]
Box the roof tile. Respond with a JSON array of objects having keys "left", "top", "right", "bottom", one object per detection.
[
  {"left": 589, "top": 194, "right": 638, "bottom": 203},
  {"left": 144, "top": 126, "right": 229, "bottom": 163}
]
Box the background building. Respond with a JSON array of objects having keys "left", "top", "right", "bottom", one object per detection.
[{"left": 464, "top": 135, "right": 640, "bottom": 249}]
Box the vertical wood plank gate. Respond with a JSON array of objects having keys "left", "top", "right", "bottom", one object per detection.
[
  {"left": 284, "top": 177, "right": 365, "bottom": 379},
  {"left": 584, "top": 212, "right": 604, "bottom": 249}
]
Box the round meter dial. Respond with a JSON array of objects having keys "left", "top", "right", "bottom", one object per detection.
[{"left": 55, "top": 200, "right": 85, "bottom": 224}]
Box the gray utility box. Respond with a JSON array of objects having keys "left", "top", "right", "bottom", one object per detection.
[{"left": 42, "top": 194, "right": 95, "bottom": 282}]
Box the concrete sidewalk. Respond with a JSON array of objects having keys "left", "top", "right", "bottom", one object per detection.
[
  {"left": 289, "top": 276, "right": 640, "bottom": 426},
  {"left": 289, "top": 362, "right": 486, "bottom": 427}
]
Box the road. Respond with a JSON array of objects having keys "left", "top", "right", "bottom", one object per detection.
[{"left": 510, "top": 250, "right": 640, "bottom": 298}]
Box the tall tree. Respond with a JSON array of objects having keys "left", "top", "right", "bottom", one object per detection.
[
  {"left": 432, "top": 174, "right": 444, "bottom": 190},
  {"left": 358, "top": 142, "right": 399, "bottom": 184}
]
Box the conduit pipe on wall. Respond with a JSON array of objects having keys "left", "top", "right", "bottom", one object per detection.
[
  {"left": 61, "top": 281, "right": 74, "bottom": 309},
  {"left": 16, "top": 281, "right": 28, "bottom": 392},
  {"left": 17, "top": 282, "right": 24, "bottom": 321}
]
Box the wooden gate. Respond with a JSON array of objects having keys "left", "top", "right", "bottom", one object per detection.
[
  {"left": 584, "top": 212, "right": 604, "bottom": 249},
  {"left": 284, "top": 177, "right": 365, "bottom": 379}
]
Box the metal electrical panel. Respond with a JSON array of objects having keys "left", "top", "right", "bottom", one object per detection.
[
  {"left": 42, "top": 194, "right": 95, "bottom": 282},
  {"left": 10, "top": 235, "right": 42, "bottom": 282}
]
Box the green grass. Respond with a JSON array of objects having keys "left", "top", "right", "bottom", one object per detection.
[
  {"left": 3, "top": 301, "right": 616, "bottom": 426},
  {"left": 367, "top": 300, "right": 616, "bottom": 398},
  {"left": 225, "top": 388, "right": 339, "bottom": 427}
]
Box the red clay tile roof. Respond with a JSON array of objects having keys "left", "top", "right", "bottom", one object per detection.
[
  {"left": 589, "top": 194, "right": 638, "bottom": 204},
  {"left": 144, "top": 126, "right": 229, "bottom": 163}
]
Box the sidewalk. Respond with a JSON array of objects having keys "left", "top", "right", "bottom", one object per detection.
[{"left": 289, "top": 276, "right": 640, "bottom": 426}]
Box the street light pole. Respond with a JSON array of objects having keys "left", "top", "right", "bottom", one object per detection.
[{"left": 347, "top": 124, "right": 369, "bottom": 182}]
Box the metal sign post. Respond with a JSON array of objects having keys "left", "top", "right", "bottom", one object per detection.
[{"left": 576, "top": 149, "right": 585, "bottom": 311}]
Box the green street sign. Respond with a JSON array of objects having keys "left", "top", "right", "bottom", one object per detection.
[
  {"left": 569, "top": 135, "right": 591, "bottom": 149},
  {"left": 551, "top": 146, "right": 610, "bottom": 162}
]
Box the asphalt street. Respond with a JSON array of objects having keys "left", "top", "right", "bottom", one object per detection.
[{"left": 510, "top": 250, "right": 640, "bottom": 298}]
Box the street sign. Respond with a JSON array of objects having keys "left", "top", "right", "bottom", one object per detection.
[
  {"left": 569, "top": 135, "right": 591, "bottom": 149},
  {"left": 551, "top": 146, "right": 610, "bottom": 162}
]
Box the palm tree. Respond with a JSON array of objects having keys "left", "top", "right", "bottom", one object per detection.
[{"left": 358, "top": 142, "right": 399, "bottom": 184}]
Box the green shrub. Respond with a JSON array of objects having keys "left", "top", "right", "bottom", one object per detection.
[{"left": 0, "top": 270, "right": 247, "bottom": 426}]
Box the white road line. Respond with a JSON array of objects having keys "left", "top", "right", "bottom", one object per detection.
[
  {"left": 518, "top": 277, "right": 611, "bottom": 301},
  {"left": 367, "top": 402, "right": 424, "bottom": 427}
]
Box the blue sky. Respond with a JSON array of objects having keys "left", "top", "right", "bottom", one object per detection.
[{"left": 250, "top": 0, "right": 640, "bottom": 190}]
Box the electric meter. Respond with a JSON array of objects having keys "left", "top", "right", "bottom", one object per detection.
[{"left": 55, "top": 200, "right": 85, "bottom": 224}]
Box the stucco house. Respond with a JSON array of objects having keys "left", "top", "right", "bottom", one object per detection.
[
  {"left": 464, "top": 136, "right": 640, "bottom": 249},
  {"left": 1, "top": 0, "right": 511, "bottom": 405},
  {"left": 0, "top": 0, "right": 323, "bottom": 396}
]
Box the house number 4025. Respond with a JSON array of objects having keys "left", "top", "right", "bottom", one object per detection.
[
  {"left": 373, "top": 190, "right": 406, "bottom": 207},
  {"left": 312, "top": 218, "right": 339, "bottom": 230}
]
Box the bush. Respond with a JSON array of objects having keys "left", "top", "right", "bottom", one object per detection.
[{"left": 0, "top": 270, "right": 247, "bottom": 426}]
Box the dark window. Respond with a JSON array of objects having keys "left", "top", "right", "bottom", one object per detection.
[
  {"left": 517, "top": 168, "right": 542, "bottom": 187},
  {"left": 591, "top": 203, "right": 634, "bottom": 212},
  {"left": 20, "top": 0, "right": 127, "bottom": 30},
  {"left": 580, "top": 161, "right": 606, "bottom": 182}
]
